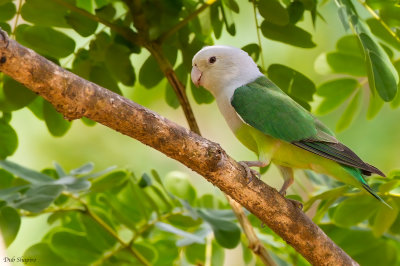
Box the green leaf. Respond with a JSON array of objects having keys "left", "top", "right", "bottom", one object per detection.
[
  {"left": 332, "top": 195, "right": 379, "bottom": 227},
  {"left": 185, "top": 243, "right": 205, "bottom": 265},
  {"left": 336, "top": 35, "right": 363, "bottom": 55},
  {"left": 222, "top": 0, "right": 239, "bottom": 13},
  {"left": 0, "top": 206, "right": 20, "bottom": 246},
  {"left": 77, "top": 0, "right": 93, "bottom": 12},
  {"left": 2, "top": 76, "right": 37, "bottom": 111},
  {"left": 21, "top": 0, "right": 69, "bottom": 27},
  {"left": 53, "top": 176, "right": 91, "bottom": 192},
  {"left": 43, "top": 100, "right": 72, "bottom": 137},
  {"left": 198, "top": 209, "right": 241, "bottom": 249},
  {"left": 0, "top": 121, "right": 18, "bottom": 159},
  {"left": 28, "top": 96, "right": 44, "bottom": 120},
  {"left": 51, "top": 230, "right": 102, "bottom": 264},
  {"left": 267, "top": 64, "right": 315, "bottom": 109},
  {"left": 220, "top": 2, "right": 236, "bottom": 36},
  {"left": 372, "top": 200, "right": 398, "bottom": 237},
  {"left": 156, "top": 222, "right": 205, "bottom": 245},
  {"left": 365, "top": 48, "right": 398, "bottom": 101},
  {"left": 367, "top": 94, "right": 384, "bottom": 119},
  {"left": 380, "top": 5, "right": 400, "bottom": 27},
  {"left": 15, "top": 25, "right": 75, "bottom": 59},
  {"left": 316, "top": 78, "right": 359, "bottom": 115},
  {"left": 132, "top": 242, "right": 158, "bottom": 264},
  {"left": 325, "top": 52, "right": 366, "bottom": 76},
  {"left": 258, "top": 0, "right": 289, "bottom": 26},
  {"left": 14, "top": 184, "right": 64, "bottom": 212},
  {"left": 91, "top": 170, "right": 128, "bottom": 192},
  {"left": 321, "top": 224, "right": 398, "bottom": 265},
  {"left": 166, "top": 213, "right": 202, "bottom": 228},
  {"left": 212, "top": 240, "right": 225, "bottom": 266},
  {"left": 165, "top": 83, "right": 180, "bottom": 109},
  {"left": 89, "top": 65, "right": 122, "bottom": 94},
  {"left": 65, "top": 11, "right": 98, "bottom": 37},
  {"left": 105, "top": 43, "right": 135, "bottom": 86},
  {"left": 261, "top": 21, "right": 316, "bottom": 48},
  {"left": 336, "top": 89, "right": 362, "bottom": 132},
  {"left": 164, "top": 171, "right": 196, "bottom": 204},
  {"left": 24, "top": 243, "right": 70, "bottom": 266},
  {"left": 80, "top": 214, "right": 116, "bottom": 252},
  {"left": 0, "top": 2, "right": 15, "bottom": 22},
  {"left": 191, "top": 82, "right": 214, "bottom": 104},
  {"left": 70, "top": 162, "right": 94, "bottom": 175},
  {"left": 153, "top": 239, "right": 179, "bottom": 266},
  {"left": 95, "top": 4, "right": 116, "bottom": 21},
  {"left": 366, "top": 19, "right": 400, "bottom": 51},
  {"left": 139, "top": 55, "right": 164, "bottom": 89},
  {"left": 0, "top": 160, "right": 53, "bottom": 184},
  {"left": 288, "top": 1, "right": 305, "bottom": 24},
  {"left": 0, "top": 169, "right": 14, "bottom": 189},
  {"left": 241, "top": 43, "right": 260, "bottom": 62},
  {"left": 210, "top": 4, "right": 223, "bottom": 39},
  {"left": 0, "top": 22, "right": 11, "bottom": 34}
]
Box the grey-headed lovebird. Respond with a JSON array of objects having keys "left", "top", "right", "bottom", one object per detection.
[{"left": 191, "top": 45, "right": 388, "bottom": 207}]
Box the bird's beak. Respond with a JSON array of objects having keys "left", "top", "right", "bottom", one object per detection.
[{"left": 191, "top": 65, "right": 202, "bottom": 88}]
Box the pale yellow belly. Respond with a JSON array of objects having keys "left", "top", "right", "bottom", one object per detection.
[{"left": 234, "top": 124, "right": 357, "bottom": 186}]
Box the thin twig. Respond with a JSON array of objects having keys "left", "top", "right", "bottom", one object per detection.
[
  {"left": 11, "top": 0, "right": 23, "bottom": 38},
  {"left": 358, "top": 0, "right": 400, "bottom": 45},
  {"left": 226, "top": 196, "right": 276, "bottom": 266},
  {"left": 252, "top": 0, "right": 266, "bottom": 70},
  {"left": 66, "top": 193, "right": 151, "bottom": 266}
]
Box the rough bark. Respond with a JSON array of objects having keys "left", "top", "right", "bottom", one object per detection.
[{"left": 0, "top": 31, "right": 358, "bottom": 266}]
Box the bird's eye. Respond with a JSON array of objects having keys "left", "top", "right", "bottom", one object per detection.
[{"left": 208, "top": 56, "right": 217, "bottom": 64}]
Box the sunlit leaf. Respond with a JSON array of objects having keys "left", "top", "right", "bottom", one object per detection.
[
  {"left": 316, "top": 78, "right": 359, "bottom": 115},
  {"left": 258, "top": 0, "right": 289, "bottom": 26},
  {"left": 0, "top": 206, "right": 20, "bottom": 246},
  {"left": 372, "top": 200, "right": 398, "bottom": 237},
  {"left": 0, "top": 160, "right": 53, "bottom": 184},
  {"left": 51, "top": 230, "right": 102, "bottom": 264},
  {"left": 24, "top": 243, "right": 69, "bottom": 266},
  {"left": 332, "top": 195, "right": 379, "bottom": 227},
  {"left": 336, "top": 89, "right": 362, "bottom": 132},
  {"left": 15, "top": 25, "right": 75, "bottom": 59},
  {"left": 65, "top": 11, "right": 98, "bottom": 37},
  {"left": 105, "top": 43, "right": 135, "bottom": 86},
  {"left": 261, "top": 21, "right": 316, "bottom": 48},
  {"left": 164, "top": 171, "right": 196, "bottom": 204},
  {"left": 43, "top": 100, "right": 72, "bottom": 137},
  {"left": 0, "top": 121, "right": 17, "bottom": 159},
  {"left": 0, "top": 2, "right": 15, "bottom": 22},
  {"left": 21, "top": 0, "right": 69, "bottom": 27},
  {"left": 197, "top": 209, "right": 240, "bottom": 249}
]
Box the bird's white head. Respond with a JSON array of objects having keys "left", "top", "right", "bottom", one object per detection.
[{"left": 191, "top": 45, "right": 262, "bottom": 97}]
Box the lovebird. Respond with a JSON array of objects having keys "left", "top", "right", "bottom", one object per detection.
[{"left": 191, "top": 45, "right": 388, "bottom": 207}]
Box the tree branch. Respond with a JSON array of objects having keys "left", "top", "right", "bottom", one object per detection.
[{"left": 0, "top": 31, "right": 358, "bottom": 265}]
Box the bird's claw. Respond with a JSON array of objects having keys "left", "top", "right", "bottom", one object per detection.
[
  {"left": 279, "top": 191, "right": 303, "bottom": 209},
  {"left": 239, "top": 161, "right": 261, "bottom": 184}
]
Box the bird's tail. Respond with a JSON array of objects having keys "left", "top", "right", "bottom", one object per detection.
[{"left": 342, "top": 165, "right": 391, "bottom": 209}]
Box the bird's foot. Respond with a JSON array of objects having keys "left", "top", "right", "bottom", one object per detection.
[
  {"left": 239, "top": 161, "right": 261, "bottom": 184},
  {"left": 279, "top": 190, "right": 303, "bottom": 209}
]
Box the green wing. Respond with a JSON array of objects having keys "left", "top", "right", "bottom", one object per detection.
[
  {"left": 231, "top": 76, "right": 317, "bottom": 142},
  {"left": 231, "top": 76, "right": 384, "bottom": 176}
]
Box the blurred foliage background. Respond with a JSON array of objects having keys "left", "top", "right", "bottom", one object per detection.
[{"left": 0, "top": 0, "right": 400, "bottom": 265}]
